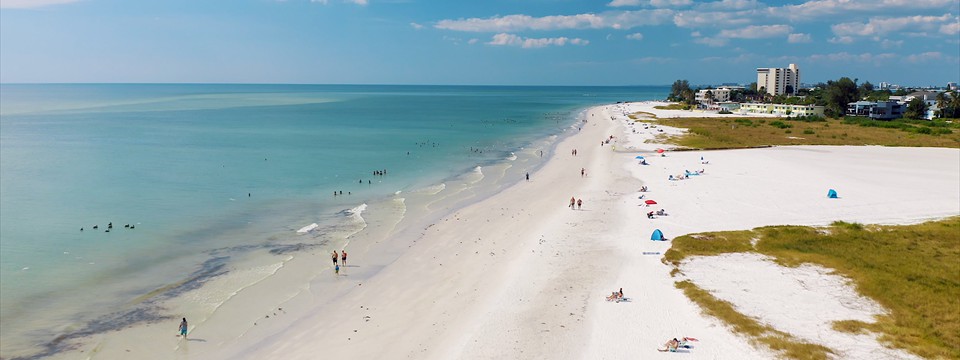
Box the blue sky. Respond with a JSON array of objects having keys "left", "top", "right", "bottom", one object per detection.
[{"left": 1, "top": 0, "right": 958, "bottom": 86}]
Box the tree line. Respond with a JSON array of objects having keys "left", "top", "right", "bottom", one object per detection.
[{"left": 668, "top": 78, "right": 960, "bottom": 119}]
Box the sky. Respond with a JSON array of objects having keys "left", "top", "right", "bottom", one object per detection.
[{"left": 1, "top": 0, "right": 958, "bottom": 86}]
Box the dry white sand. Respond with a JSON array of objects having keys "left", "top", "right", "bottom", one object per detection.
[{"left": 188, "top": 103, "right": 957, "bottom": 359}]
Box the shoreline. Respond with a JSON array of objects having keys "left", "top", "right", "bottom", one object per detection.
[
  {"left": 19, "top": 100, "right": 960, "bottom": 360},
  {"left": 15, "top": 106, "right": 591, "bottom": 360},
  {"left": 233, "top": 102, "right": 957, "bottom": 359}
]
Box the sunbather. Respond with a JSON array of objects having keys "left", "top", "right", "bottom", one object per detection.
[
  {"left": 605, "top": 289, "right": 625, "bottom": 302},
  {"left": 658, "top": 338, "right": 680, "bottom": 352}
]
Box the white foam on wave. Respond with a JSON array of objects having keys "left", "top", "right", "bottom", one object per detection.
[
  {"left": 506, "top": 152, "right": 517, "bottom": 161},
  {"left": 339, "top": 203, "right": 369, "bottom": 243},
  {"left": 185, "top": 259, "right": 288, "bottom": 329},
  {"left": 346, "top": 203, "right": 367, "bottom": 221},
  {"left": 473, "top": 166, "right": 483, "bottom": 175},
  {"left": 296, "top": 223, "right": 319, "bottom": 234}
]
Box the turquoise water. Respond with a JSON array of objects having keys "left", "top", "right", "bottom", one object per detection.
[{"left": 0, "top": 84, "right": 667, "bottom": 358}]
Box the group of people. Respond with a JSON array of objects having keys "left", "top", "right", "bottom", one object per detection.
[
  {"left": 332, "top": 250, "right": 348, "bottom": 275},
  {"left": 569, "top": 197, "right": 583, "bottom": 210}
]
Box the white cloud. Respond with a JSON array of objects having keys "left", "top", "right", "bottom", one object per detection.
[
  {"left": 718, "top": 24, "right": 792, "bottom": 39},
  {"left": 346, "top": 0, "right": 367, "bottom": 5},
  {"left": 942, "top": 20, "right": 960, "bottom": 35},
  {"left": 787, "top": 33, "right": 812, "bottom": 43},
  {"left": 468, "top": 38, "right": 479, "bottom": 45},
  {"left": 807, "top": 52, "right": 897, "bottom": 63},
  {"left": 650, "top": 0, "right": 693, "bottom": 7},
  {"left": 487, "top": 33, "right": 589, "bottom": 48},
  {"left": 694, "top": 36, "right": 729, "bottom": 47},
  {"left": 626, "top": 32, "right": 644, "bottom": 40},
  {"left": 0, "top": 0, "right": 80, "bottom": 8},
  {"left": 828, "top": 36, "right": 854, "bottom": 44},
  {"left": 772, "top": 0, "right": 956, "bottom": 21},
  {"left": 690, "top": 31, "right": 701, "bottom": 37},
  {"left": 310, "top": 0, "right": 329, "bottom": 3},
  {"left": 696, "top": 0, "right": 760, "bottom": 11},
  {"left": 673, "top": 10, "right": 753, "bottom": 28},
  {"left": 832, "top": 14, "right": 954, "bottom": 37},
  {"left": 906, "top": 51, "right": 943, "bottom": 63},
  {"left": 608, "top": 0, "right": 691, "bottom": 7},
  {"left": 410, "top": 22, "right": 424, "bottom": 30},
  {"left": 435, "top": 10, "right": 674, "bottom": 32}
]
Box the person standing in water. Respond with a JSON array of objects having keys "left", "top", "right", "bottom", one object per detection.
[{"left": 179, "top": 318, "right": 188, "bottom": 339}]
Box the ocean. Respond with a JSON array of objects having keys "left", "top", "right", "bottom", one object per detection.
[{"left": 0, "top": 84, "right": 668, "bottom": 359}]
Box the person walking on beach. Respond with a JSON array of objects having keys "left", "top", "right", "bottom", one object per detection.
[
  {"left": 332, "top": 250, "right": 339, "bottom": 266},
  {"left": 570, "top": 197, "right": 576, "bottom": 209},
  {"left": 179, "top": 318, "right": 188, "bottom": 339},
  {"left": 581, "top": 168, "right": 585, "bottom": 177},
  {"left": 526, "top": 172, "right": 530, "bottom": 181},
  {"left": 341, "top": 250, "right": 347, "bottom": 266},
  {"left": 577, "top": 199, "right": 582, "bottom": 210},
  {"left": 335, "top": 264, "right": 340, "bottom": 275}
]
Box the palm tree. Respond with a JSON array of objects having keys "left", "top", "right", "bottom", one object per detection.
[{"left": 935, "top": 92, "right": 949, "bottom": 118}]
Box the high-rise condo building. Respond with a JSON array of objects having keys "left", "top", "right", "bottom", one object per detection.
[{"left": 756, "top": 63, "right": 799, "bottom": 96}]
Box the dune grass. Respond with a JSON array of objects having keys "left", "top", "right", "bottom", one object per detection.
[
  {"left": 664, "top": 218, "right": 960, "bottom": 359},
  {"left": 653, "top": 103, "right": 692, "bottom": 111},
  {"left": 640, "top": 116, "right": 960, "bottom": 149},
  {"left": 675, "top": 281, "right": 833, "bottom": 360}
]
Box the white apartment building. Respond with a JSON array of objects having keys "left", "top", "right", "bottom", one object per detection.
[
  {"left": 695, "top": 87, "right": 733, "bottom": 103},
  {"left": 757, "top": 63, "right": 800, "bottom": 96}
]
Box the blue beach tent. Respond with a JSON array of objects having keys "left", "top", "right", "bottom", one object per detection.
[
  {"left": 651, "top": 229, "right": 665, "bottom": 241},
  {"left": 635, "top": 155, "right": 645, "bottom": 159},
  {"left": 827, "top": 189, "right": 838, "bottom": 198}
]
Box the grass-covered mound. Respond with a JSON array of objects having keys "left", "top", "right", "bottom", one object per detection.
[
  {"left": 664, "top": 218, "right": 960, "bottom": 359},
  {"left": 641, "top": 116, "right": 960, "bottom": 149}
]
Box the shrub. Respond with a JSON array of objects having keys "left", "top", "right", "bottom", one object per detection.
[
  {"left": 770, "top": 121, "right": 793, "bottom": 129},
  {"left": 803, "top": 129, "right": 815, "bottom": 135}
]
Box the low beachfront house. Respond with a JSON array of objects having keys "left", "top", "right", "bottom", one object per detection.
[
  {"left": 847, "top": 100, "right": 905, "bottom": 120},
  {"left": 738, "top": 103, "right": 824, "bottom": 117}
]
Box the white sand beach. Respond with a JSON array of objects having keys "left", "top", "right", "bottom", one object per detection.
[
  {"left": 197, "top": 103, "right": 958, "bottom": 360},
  {"left": 56, "top": 102, "right": 958, "bottom": 360}
]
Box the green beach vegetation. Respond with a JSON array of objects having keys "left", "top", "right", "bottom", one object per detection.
[
  {"left": 638, "top": 116, "right": 960, "bottom": 149},
  {"left": 663, "top": 218, "right": 960, "bottom": 359},
  {"left": 667, "top": 77, "right": 960, "bottom": 120}
]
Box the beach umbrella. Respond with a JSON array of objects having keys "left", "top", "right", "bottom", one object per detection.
[
  {"left": 656, "top": 149, "right": 665, "bottom": 153},
  {"left": 635, "top": 155, "right": 645, "bottom": 159},
  {"left": 645, "top": 200, "right": 657, "bottom": 205}
]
